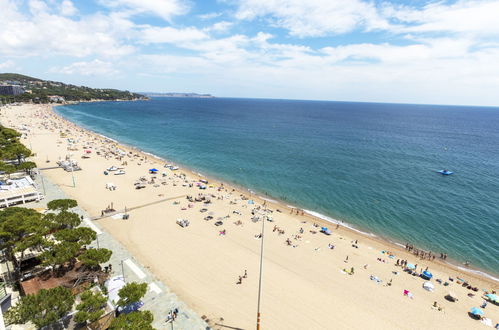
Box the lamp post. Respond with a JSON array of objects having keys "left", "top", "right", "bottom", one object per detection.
[
  {"left": 256, "top": 215, "right": 266, "bottom": 330},
  {"left": 121, "top": 260, "right": 126, "bottom": 282},
  {"left": 71, "top": 164, "right": 75, "bottom": 188}
]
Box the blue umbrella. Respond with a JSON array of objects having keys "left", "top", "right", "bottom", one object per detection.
[
  {"left": 422, "top": 271, "right": 433, "bottom": 279},
  {"left": 406, "top": 263, "right": 416, "bottom": 270},
  {"left": 470, "top": 307, "right": 484, "bottom": 316},
  {"left": 485, "top": 293, "right": 498, "bottom": 303},
  {"left": 119, "top": 301, "right": 144, "bottom": 314},
  {"left": 149, "top": 168, "right": 158, "bottom": 172}
]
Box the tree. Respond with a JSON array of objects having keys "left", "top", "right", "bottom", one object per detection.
[
  {"left": 54, "top": 227, "right": 96, "bottom": 245},
  {"left": 5, "top": 286, "right": 75, "bottom": 328},
  {"left": 18, "top": 160, "right": 37, "bottom": 174},
  {"left": 0, "top": 207, "right": 46, "bottom": 278},
  {"left": 47, "top": 199, "right": 78, "bottom": 211},
  {"left": 117, "top": 282, "right": 148, "bottom": 308},
  {"left": 41, "top": 241, "right": 81, "bottom": 270},
  {"left": 74, "top": 289, "right": 107, "bottom": 324},
  {"left": 79, "top": 248, "right": 112, "bottom": 269},
  {"left": 43, "top": 210, "right": 82, "bottom": 230},
  {"left": 109, "top": 310, "right": 154, "bottom": 330}
]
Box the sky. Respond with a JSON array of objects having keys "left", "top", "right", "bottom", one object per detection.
[{"left": 1, "top": 0, "right": 499, "bottom": 106}]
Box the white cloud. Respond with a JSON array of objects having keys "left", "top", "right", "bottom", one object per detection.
[
  {"left": 235, "top": 0, "right": 390, "bottom": 37},
  {"left": 60, "top": 0, "right": 78, "bottom": 16},
  {"left": 99, "top": 0, "right": 189, "bottom": 21},
  {"left": 55, "top": 59, "right": 119, "bottom": 76},
  {"left": 0, "top": 0, "right": 135, "bottom": 57},
  {"left": 198, "top": 12, "right": 222, "bottom": 20},
  {"left": 386, "top": 0, "right": 499, "bottom": 36},
  {"left": 205, "top": 21, "right": 233, "bottom": 33},
  {"left": 0, "top": 60, "right": 16, "bottom": 70},
  {"left": 139, "top": 26, "right": 209, "bottom": 44}
]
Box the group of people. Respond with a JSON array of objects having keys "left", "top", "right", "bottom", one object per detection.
[
  {"left": 236, "top": 270, "right": 248, "bottom": 284},
  {"left": 404, "top": 243, "right": 438, "bottom": 260}
]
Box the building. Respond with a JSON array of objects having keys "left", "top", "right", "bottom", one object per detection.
[
  {"left": 0, "top": 85, "right": 25, "bottom": 95},
  {"left": 0, "top": 176, "right": 43, "bottom": 208},
  {"left": 48, "top": 95, "right": 65, "bottom": 103}
]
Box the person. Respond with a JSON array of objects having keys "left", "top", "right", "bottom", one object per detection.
[
  {"left": 173, "top": 308, "right": 178, "bottom": 320},
  {"left": 481, "top": 300, "right": 488, "bottom": 308},
  {"left": 243, "top": 270, "right": 247, "bottom": 278}
]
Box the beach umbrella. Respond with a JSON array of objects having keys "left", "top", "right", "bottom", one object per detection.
[
  {"left": 149, "top": 168, "right": 158, "bottom": 172},
  {"left": 485, "top": 293, "right": 499, "bottom": 303},
  {"left": 423, "top": 281, "right": 434, "bottom": 291},
  {"left": 406, "top": 263, "right": 416, "bottom": 270},
  {"left": 422, "top": 271, "right": 433, "bottom": 279},
  {"left": 470, "top": 307, "right": 484, "bottom": 316}
]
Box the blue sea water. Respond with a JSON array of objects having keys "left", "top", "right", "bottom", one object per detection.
[{"left": 56, "top": 98, "right": 499, "bottom": 278}]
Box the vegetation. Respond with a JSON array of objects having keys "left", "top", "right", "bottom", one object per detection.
[
  {"left": 53, "top": 227, "right": 96, "bottom": 245},
  {"left": 0, "top": 198, "right": 111, "bottom": 278},
  {"left": 79, "top": 248, "right": 112, "bottom": 269},
  {"left": 47, "top": 198, "right": 78, "bottom": 211},
  {"left": 0, "top": 125, "right": 35, "bottom": 175},
  {"left": 5, "top": 286, "right": 75, "bottom": 328},
  {"left": 75, "top": 289, "right": 107, "bottom": 324},
  {"left": 109, "top": 310, "right": 154, "bottom": 330},
  {"left": 117, "top": 282, "right": 148, "bottom": 307},
  {"left": 0, "top": 73, "right": 145, "bottom": 104}
]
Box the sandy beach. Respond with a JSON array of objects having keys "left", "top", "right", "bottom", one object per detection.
[{"left": 1, "top": 103, "right": 498, "bottom": 329}]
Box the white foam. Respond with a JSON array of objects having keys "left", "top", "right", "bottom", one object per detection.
[
  {"left": 457, "top": 266, "right": 499, "bottom": 283},
  {"left": 303, "top": 209, "right": 377, "bottom": 238},
  {"left": 261, "top": 197, "right": 278, "bottom": 204}
]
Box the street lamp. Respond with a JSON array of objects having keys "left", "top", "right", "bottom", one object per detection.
[{"left": 256, "top": 215, "right": 266, "bottom": 330}]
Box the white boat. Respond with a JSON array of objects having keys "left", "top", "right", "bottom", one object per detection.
[
  {"left": 107, "top": 166, "right": 118, "bottom": 171},
  {"left": 114, "top": 169, "right": 126, "bottom": 175},
  {"left": 171, "top": 166, "right": 179, "bottom": 171}
]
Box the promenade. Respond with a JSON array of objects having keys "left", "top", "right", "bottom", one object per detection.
[{"left": 25, "top": 171, "right": 209, "bottom": 329}]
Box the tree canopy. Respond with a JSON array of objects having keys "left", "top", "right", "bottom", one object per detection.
[
  {"left": 79, "top": 248, "right": 112, "bottom": 269},
  {"left": 0, "top": 125, "right": 35, "bottom": 172},
  {"left": 54, "top": 227, "right": 96, "bottom": 245},
  {"left": 75, "top": 289, "right": 107, "bottom": 324},
  {"left": 5, "top": 286, "right": 75, "bottom": 328},
  {"left": 109, "top": 310, "right": 154, "bottom": 330},
  {"left": 47, "top": 199, "right": 78, "bottom": 211},
  {"left": 117, "top": 282, "right": 148, "bottom": 308}
]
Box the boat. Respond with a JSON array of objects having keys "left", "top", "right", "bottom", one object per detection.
[
  {"left": 437, "top": 170, "right": 454, "bottom": 175},
  {"left": 107, "top": 166, "right": 118, "bottom": 171},
  {"left": 114, "top": 170, "right": 126, "bottom": 175}
]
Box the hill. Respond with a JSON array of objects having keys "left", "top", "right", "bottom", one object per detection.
[{"left": 0, "top": 73, "right": 146, "bottom": 104}]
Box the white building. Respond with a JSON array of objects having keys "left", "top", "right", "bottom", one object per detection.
[{"left": 0, "top": 176, "right": 43, "bottom": 208}]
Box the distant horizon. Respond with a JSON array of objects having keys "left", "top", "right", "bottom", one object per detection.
[{"left": 138, "top": 93, "right": 499, "bottom": 109}]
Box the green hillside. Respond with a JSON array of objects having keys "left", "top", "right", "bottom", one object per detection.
[{"left": 0, "top": 73, "right": 145, "bottom": 104}]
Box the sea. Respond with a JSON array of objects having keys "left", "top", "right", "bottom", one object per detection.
[{"left": 55, "top": 98, "right": 499, "bottom": 279}]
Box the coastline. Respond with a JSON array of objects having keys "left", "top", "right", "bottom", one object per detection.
[
  {"left": 53, "top": 102, "right": 499, "bottom": 283},
  {"left": 1, "top": 102, "right": 497, "bottom": 329}
]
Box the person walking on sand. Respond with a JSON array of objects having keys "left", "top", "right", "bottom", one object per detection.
[
  {"left": 243, "top": 270, "right": 247, "bottom": 278},
  {"left": 345, "top": 256, "right": 349, "bottom": 263}
]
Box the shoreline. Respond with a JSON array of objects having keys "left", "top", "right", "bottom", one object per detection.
[
  {"left": 53, "top": 102, "right": 499, "bottom": 283},
  {"left": 3, "top": 102, "right": 498, "bottom": 329}
]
